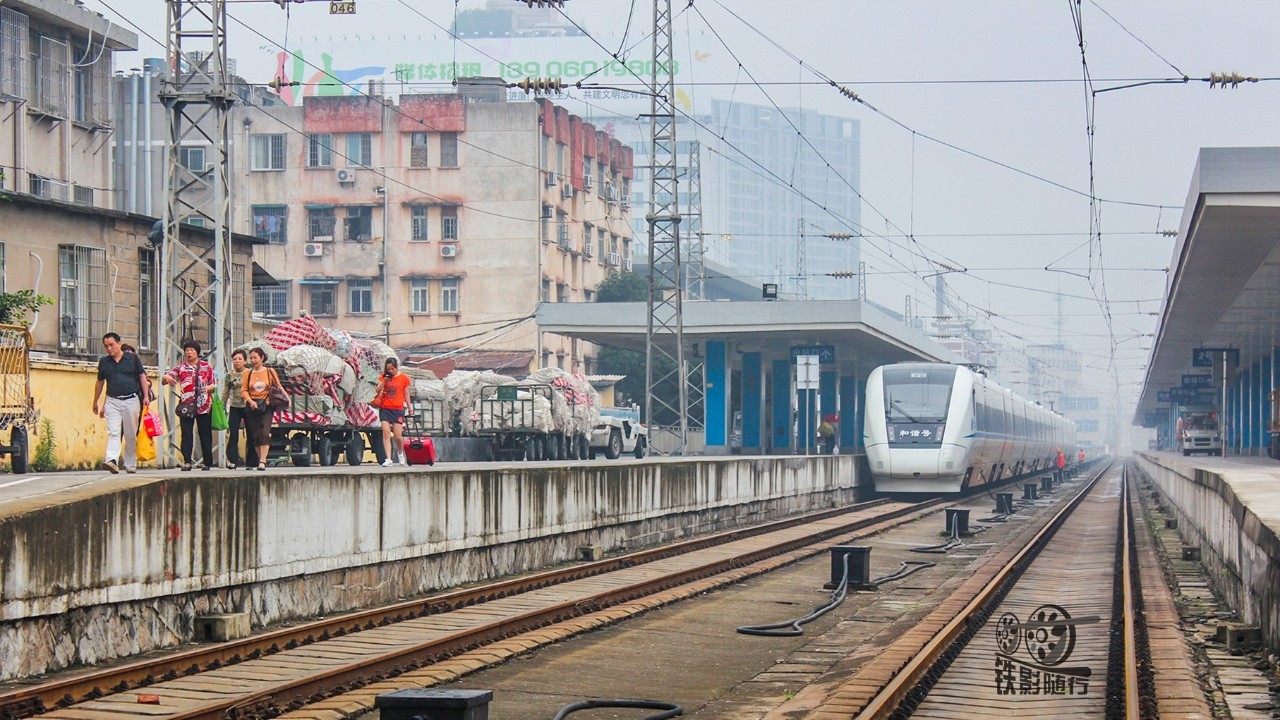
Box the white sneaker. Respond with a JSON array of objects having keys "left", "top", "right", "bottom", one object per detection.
[
  {"left": 381, "top": 459, "right": 393, "bottom": 467},
  {"left": 400, "top": 459, "right": 411, "bottom": 467}
]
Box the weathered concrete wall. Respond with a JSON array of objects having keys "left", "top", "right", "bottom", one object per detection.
[
  {"left": 0, "top": 455, "right": 857, "bottom": 679},
  {"left": 1132, "top": 452, "right": 1280, "bottom": 654}
]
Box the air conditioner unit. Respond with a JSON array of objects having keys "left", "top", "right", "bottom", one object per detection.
[
  {"left": 620, "top": 202, "right": 631, "bottom": 213},
  {"left": 545, "top": 171, "right": 558, "bottom": 187},
  {"left": 440, "top": 244, "right": 459, "bottom": 258},
  {"left": 607, "top": 252, "right": 620, "bottom": 267},
  {"left": 623, "top": 257, "right": 633, "bottom": 271},
  {"left": 561, "top": 184, "right": 574, "bottom": 200},
  {"left": 336, "top": 168, "right": 356, "bottom": 184},
  {"left": 583, "top": 244, "right": 593, "bottom": 259},
  {"left": 583, "top": 174, "right": 593, "bottom": 191},
  {"left": 304, "top": 243, "right": 324, "bottom": 257}
]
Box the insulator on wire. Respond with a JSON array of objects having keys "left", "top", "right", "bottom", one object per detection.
[
  {"left": 518, "top": 0, "right": 566, "bottom": 7},
  {"left": 825, "top": 232, "right": 854, "bottom": 240},
  {"left": 833, "top": 83, "right": 860, "bottom": 102},
  {"left": 267, "top": 77, "right": 300, "bottom": 92},
  {"left": 274, "top": 0, "right": 305, "bottom": 7},
  {"left": 827, "top": 271, "right": 856, "bottom": 278},
  {"left": 1207, "top": 72, "right": 1258, "bottom": 89},
  {"left": 513, "top": 77, "right": 565, "bottom": 95}
]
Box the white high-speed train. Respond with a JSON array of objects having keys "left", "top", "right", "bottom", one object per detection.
[{"left": 864, "top": 363, "right": 1075, "bottom": 493}]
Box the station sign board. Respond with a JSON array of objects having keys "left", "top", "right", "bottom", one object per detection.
[
  {"left": 1193, "top": 348, "right": 1241, "bottom": 367},
  {"left": 1182, "top": 374, "right": 1214, "bottom": 389},
  {"left": 1143, "top": 412, "right": 1160, "bottom": 427},
  {"left": 1157, "top": 390, "right": 1171, "bottom": 403},
  {"left": 790, "top": 345, "right": 835, "bottom": 365},
  {"left": 1167, "top": 387, "right": 1215, "bottom": 404}
]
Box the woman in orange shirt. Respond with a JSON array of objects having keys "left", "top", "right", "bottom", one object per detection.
[
  {"left": 241, "top": 347, "right": 279, "bottom": 471},
  {"left": 375, "top": 357, "right": 412, "bottom": 467}
]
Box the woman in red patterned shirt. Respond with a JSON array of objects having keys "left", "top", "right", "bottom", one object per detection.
[{"left": 162, "top": 340, "right": 217, "bottom": 470}]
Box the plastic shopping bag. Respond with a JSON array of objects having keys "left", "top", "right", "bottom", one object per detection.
[
  {"left": 137, "top": 425, "right": 157, "bottom": 463},
  {"left": 211, "top": 391, "right": 228, "bottom": 431},
  {"left": 142, "top": 410, "right": 165, "bottom": 438}
]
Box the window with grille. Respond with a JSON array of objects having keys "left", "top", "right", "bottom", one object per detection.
[
  {"left": 410, "top": 132, "right": 429, "bottom": 168},
  {"left": 30, "top": 175, "right": 69, "bottom": 201},
  {"left": 254, "top": 285, "right": 289, "bottom": 318},
  {"left": 556, "top": 283, "right": 569, "bottom": 303},
  {"left": 138, "top": 249, "right": 156, "bottom": 349},
  {"left": 308, "top": 208, "right": 336, "bottom": 241},
  {"left": 308, "top": 285, "right": 336, "bottom": 316},
  {"left": 251, "top": 134, "right": 285, "bottom": 170},
  {"left": 410, "top": 279, "right": 430, "bottom": 314},
  {"left": 306, "top": 133, "right": 333, "bottom": 168},
  {"left": 440, "top": 278, "right": 459, "bottom": 314},
  {"left": 58, "top": 245, "right": 106, "bottom": 354},
  {"left": 441, "top": 207, "right": 458, "bottom": 240},
  {"left": 411, "top": 206, "right": 429, "bottom": 241},
  {"left": 349, "top": 278, "right": 373, "bottom": 314},
  {"left": 346, "top": 132, "right": 372, "bottom": 167},
  {"left": 344, "top": 207, "right": 372, "bottom": 242},
  {"left": 33, "top": 36, "right": 68, "bottom": 116},
  {"left": 253, "top": 206, "right": 288, "bottom": 243},
  {"left": 0, "top": 8, "right": 29, "bottom": 101},
  {"left": 73, "top": 185, "right": 93, "bottom": 205},
  {"left": 440, "top": 132, "right": 458, "bottom": 167}
]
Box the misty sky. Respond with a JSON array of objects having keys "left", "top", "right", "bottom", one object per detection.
[{"left": 91, "top": 0, "right": 1280, "bottom": 415}]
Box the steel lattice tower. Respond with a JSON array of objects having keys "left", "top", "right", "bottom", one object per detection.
[
  {"left": 158, "top": 0, "right": 236, "bottom": 465},
  {"left": 643, "top": 0, "right": 687, "bottom": 454},
  {"left": 684, "top": 142, "right": 704, "bottom": 300}
]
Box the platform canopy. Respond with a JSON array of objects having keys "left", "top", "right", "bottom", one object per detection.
[
  {"left": 537, "top": 299, "right": 962, "bottom": 370},
  {"left": 1135, "top": 147, "right": 1280, "bottom": 424}
]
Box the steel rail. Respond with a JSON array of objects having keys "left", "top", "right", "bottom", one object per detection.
[
  {"left": 1121, "top": 464, "right": 1142, "bottom": 720},
  {"left": 2, "top": 496, "right": 942, "bottom": 720},
  {"left": 852, "top": 460, "right": 1115, "bottom": 719}
]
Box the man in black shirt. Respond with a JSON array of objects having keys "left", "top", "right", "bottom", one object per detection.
[{"left": 93, "top": 332, "right": 151, "bottom": 473}]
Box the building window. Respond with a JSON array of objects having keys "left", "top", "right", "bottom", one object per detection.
[
  {"left": 349, "top": 278, "right": 373, "bottom": 314},
  {"left": 410, "top": 132, "right": 429, "bottom": 168},
  {"left": 346, "top": 132, "right": 372, "bottom": 167},
  {"left": 308, "top": 207, "right": 336, "bottom": 241},
  {"left": 73, "top": 185, "right": 93, "bottom": 205},
  {"left": 253, "top": 206, "right": 288, "bottom": 244},
  {"left": 344, "top": 207, "right": 372, "bottom": 242},
  {"left": 139, "top": 249, "right": 156, "bottom": 349},
  {"left": 411, "top": 206, "right": 429, "bottom": 241},
  {"left": 179, "top": 146, "right": 206, "bottom": 173},
  {"left": 0, "top": 8, "right": 29, "bottom": 102},
  {"left": 540, "top": 204, "right": 552, "bottom": 244},
  {"left": 440, "top": 132, "right": 458, "bottom": 167},
  {"left": 254, "top": 285, "right": 289, "bottom": 318},
  {"left": 441, "top": 207, "right": 458, "bottom": 241},
  {"left": 251, "top": 134, "right": 285, "bottom": 171},
  {"left": 440, "top": 278, "right": 459, "bottom": 314},
  {"left": 410, "top": 279, "right": 430, "bottom": 314},
  {"left": 541, "top": 279, "right": 551, "bottom": 302},
  {"left": 308, "top": 284, "right": 336, "bottom": 316},
  {"left": 597, "top": 229, "right": 607, "bottom": 263},
  {"left": 33, "top": 36, "right": 68, "bottom": 116},
  {"left": 583, "top": 289, "right": 596, "bottom": 303},
  {"left": 306, "top": 133, "right": 333, "bottom": 168},
  {"left": 556, "top": 283, "right": 569, "bottom": 303},
  {"left": 57, "top": 245, "right": 106, "bottom": 354}
]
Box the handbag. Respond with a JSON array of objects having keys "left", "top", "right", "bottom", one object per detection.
[
  {"left": 267, "top": 369, "right": 290, "bottom": 411},
  {"left": 210, "top": 390, "right": 228, "bottom": 431},
  {"left": 175, "top": 363, "right": 203, "bottom": 418}
]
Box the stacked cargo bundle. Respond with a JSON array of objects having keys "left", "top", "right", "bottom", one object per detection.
[{"left": 239, "top": 317, "right": 394, "bottom": 430}]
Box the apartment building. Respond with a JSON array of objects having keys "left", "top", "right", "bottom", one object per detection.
[
  {"left": 233, "top": 89, "right": 634, "bottom": 374},
  {"left": 0, "top": 0, "right": 136, "bottom": 207}
]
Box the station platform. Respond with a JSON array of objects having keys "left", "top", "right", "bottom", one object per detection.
[
  {"left": 0, "top": 454, "right": 859, "bottom": 681},
  {"left": 1132, "top": 451, "right": 1280, "bottom": 653}
]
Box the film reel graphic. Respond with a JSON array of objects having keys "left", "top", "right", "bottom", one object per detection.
[{"left": 994, "top": 604, "right": 1078, "bottom": 667}]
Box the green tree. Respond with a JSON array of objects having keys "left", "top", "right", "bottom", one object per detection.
[
  {"left": 0, "top": 290, "right": 53, "bottom": 326},
  {"left": 595, "top": 270, "right": 647, "bottom": 302}
]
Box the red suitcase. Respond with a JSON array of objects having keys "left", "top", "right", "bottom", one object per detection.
[{"left": 403, "top": 436, "right": 436, "bottom": 466}]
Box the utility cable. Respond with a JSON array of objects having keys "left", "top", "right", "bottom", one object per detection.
[
  {"left": 552, "top": 699, "right": 682, "bottom": 720},
  {"left": 736, "top": 552, "right": 934, "bottom": 637}
]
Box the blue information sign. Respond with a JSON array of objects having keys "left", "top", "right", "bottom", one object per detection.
[
  {"left": 790, "top": 345, "right": 836, "bottom": 364},
  {"left": 1157, "top": 390, "right": 1172, "bottom": 403},
  {"left": 1182, "top": 374, "right": 1213, "bottom": 389},
  {"left": 1193, "top": 348, "right": 1241, "bottom": 367}
]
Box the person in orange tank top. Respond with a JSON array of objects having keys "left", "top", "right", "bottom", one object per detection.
[{"left": 375, "top": 357, "right": 412, "bottom": 467}]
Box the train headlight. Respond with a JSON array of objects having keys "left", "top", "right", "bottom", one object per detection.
[{"left": 1213, "top": 434, "right": 1221, "bottom": 442}]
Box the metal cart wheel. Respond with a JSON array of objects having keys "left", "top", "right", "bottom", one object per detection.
[
  {"left": 9, "top": 425, "right": 28, "bottom": 474},
  {"left": 315, "top": 434, "right": 336, "bottom": 466},
  {"left": 346, "top": 434, "right": 364, "bottom": 466},
  {"left": 290, "top": 433, "right": 313, "bottom": 467}
]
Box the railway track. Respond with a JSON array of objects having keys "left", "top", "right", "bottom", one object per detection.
[
  {"left": 2, "top": 496, "right": 946, "bottom": 720},
  {"left": 799, "top": 461, "right": 1158, "bottom": 719}
]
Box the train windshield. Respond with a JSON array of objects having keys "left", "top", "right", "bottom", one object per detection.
[{"left": 882, "top": 365, "right": 957, "bottom": 422}]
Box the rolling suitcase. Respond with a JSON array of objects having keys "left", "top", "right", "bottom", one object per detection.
[{"left": 402, "top": 411, "right": 437, "bottom": 466}]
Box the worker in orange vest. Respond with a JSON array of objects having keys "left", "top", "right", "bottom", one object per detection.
[
  {"left": 1077, "top": 447, "right": 1086, "bottom": 464},
  {"left": 1056, "top": 448, "right": 1066, "bottom": 471}
]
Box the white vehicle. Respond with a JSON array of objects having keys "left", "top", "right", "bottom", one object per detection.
[
  {"left": 864, "top": 363, "right": 1075, "bottom": 493},
  {"left": 1177, "top": 409, "right": 1222, "bottom": 456},
  {"left": 590, "top": 406, "right": 648, "bottom": 459}
]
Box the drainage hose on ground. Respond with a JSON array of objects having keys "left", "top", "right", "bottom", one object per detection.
[
  {"left": 735, "top": 553, "right": 936, "bottom": 637},
  {"left": 910, "top": 522, "right": 989, "bottom": 554},
  {"left": 552, "top": 699, "right": 682, "bottom": 719}
]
